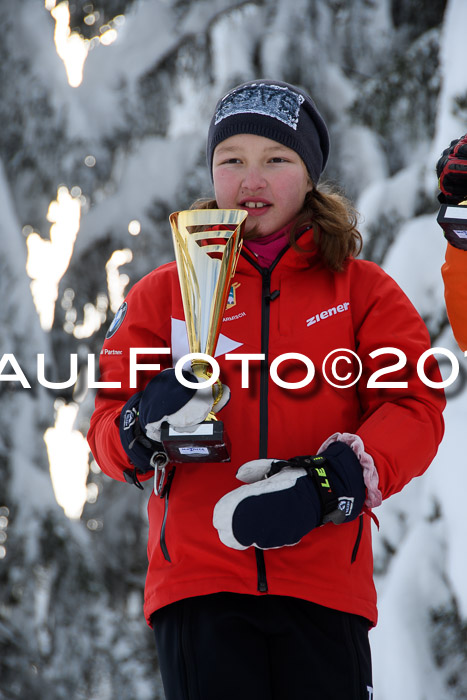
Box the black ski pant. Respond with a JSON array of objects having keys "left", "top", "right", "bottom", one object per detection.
[{"left": 152, "top": 592, "right": 373, "bottom": 700}]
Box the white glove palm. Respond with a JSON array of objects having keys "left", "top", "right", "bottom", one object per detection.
[{"left": 144, "top": 373, "right": 230, "bottom": 442}]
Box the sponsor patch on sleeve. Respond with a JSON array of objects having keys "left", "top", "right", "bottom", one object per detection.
[{"left": 105, "top": 302, "right": 128, "bottom": 339}]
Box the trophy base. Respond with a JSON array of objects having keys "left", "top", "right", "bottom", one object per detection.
[
  {"left": 437, "top": 204, "right": 467, "bottom": 249},
  {"left": 160, "top": 421, "right": 231, "bottom": 463}
]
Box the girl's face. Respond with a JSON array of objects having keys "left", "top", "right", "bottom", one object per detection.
[{"left": 212, "top": 133, "right": 313, "bottom": 237}]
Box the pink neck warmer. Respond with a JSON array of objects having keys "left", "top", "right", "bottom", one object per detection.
[{"left": 243, "top": 223, "right": 292, "bottom": 268}]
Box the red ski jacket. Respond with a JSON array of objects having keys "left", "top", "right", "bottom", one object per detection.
[
  {"left": 442, "top": 243, "right": 467, "bottom": 351},
  {"left": 88, "top": 230, "right": 445, "bottom": 626}
]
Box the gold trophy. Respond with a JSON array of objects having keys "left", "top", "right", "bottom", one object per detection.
[{"left": 160, "top": 208, "right": 247, "bottom": 462}]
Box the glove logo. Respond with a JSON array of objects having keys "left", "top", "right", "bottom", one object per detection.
[
  {"left": 123, "top": 407, "right": 137, "bottom": 430},
  {"left": 337, "top": 496, "right": 354, "bottom": 517}
]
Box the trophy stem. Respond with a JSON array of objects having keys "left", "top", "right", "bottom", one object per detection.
[
  {"left": 191, "top": 358, "right": 212, "bottom": 379},
  {"left": 191, "top": 358, "right": 223, "bottom": 421}
]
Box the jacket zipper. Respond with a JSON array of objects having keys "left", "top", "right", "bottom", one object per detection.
[
  {"left": 253, "top": 268, "right": 274, "bottom": 593},
  {"left": 259, "top": 268, "right": 272, "bottom": 457},
  {"left": 351, "top": 514, "right": 364, "bottom": 564},
  {"left": 160, "top": 467, "right": 176, "bottom": 563},
  {"left": 240, "top": 247, "right": 291, "bottom": 593}
]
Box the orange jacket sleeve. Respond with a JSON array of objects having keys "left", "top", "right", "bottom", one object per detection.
[{"left": 441, "top": 243, "right": 467, "bottom": 351}]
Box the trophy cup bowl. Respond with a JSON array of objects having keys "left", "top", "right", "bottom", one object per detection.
[{"left": 160, "top": 208, "right": 247, "bottom": 462}]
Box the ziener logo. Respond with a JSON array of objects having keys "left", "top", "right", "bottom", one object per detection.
[{"left": 307, "top": 302, "right": 350, "bottom": 327}]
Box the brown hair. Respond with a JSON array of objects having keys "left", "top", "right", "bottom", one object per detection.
[{"left": 190, "top": 184, "right": 362, "bottom": 272}]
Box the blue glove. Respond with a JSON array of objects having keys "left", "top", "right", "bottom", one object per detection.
[
  {"left": 120, "top": 368, "right": 230, "bottom": 470},
  {"left": 213, "top": 441, "right": 365, "bottom": 550}
]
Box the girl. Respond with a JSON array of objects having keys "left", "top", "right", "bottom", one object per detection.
[{"left": 88, "top": 80, "right": 445, "bottom": 700}]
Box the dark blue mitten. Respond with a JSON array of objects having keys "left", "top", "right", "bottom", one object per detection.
[
  {"left": 213, "top": 441, "right": 366, "bottom": 550},
  {"left": 119, "top": 390, "right": 160, "bottom": 472},
  {"left": 120, "top": 368, "right": 230, "bottom": 471}
]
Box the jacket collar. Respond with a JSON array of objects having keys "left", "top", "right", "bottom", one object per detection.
[{"left": 240, "top": 225, "right": 320, "bottom": 272}]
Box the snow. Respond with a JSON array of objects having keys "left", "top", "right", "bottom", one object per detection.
[
  {"left": 433, "top": 0, "right": 467, "bottom": 155},
  {"left": 372, "top": 519, "right": 451, "bottom": 699},
  {"left": 74, "top": 133, "right": 202, "bottom": 255},
  {"left": 382, "top": 214, "right": 447, "bottom": 316},
  {"left": 2, "top": 0, "right": 467, "bottom": 697},
  {"left": 357, "top": 1, "right": 467, "bottom": 692},
  {"left": 0, "top": 160, "right": 47, "bottom": 349},
  {"left": 429, "top": 394, "right": 467, "bottom": 619},
  {"left": 339, "top": 125, "right": 389, "bottom": 194},
  {"left": 210, "top": 4, "right": 263, "bottom": 87}
]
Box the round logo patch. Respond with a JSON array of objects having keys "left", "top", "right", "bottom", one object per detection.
[{"left": 105, "top": 302, "right": 127, "bottom": 339}]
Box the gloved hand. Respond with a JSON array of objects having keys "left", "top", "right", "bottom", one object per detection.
[
  {"left": 120, "top": 368, "right": 230, "bottom": 469},
  {"left": 213, "top": 441, "right": 365, "bottom": 550},
  {"left": 437, "top": 134, "right": 467, "bottom": 204}
]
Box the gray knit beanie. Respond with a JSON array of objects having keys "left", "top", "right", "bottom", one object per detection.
[{"left": 206, "top": 79, "right": 330, "bottom": 184}]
